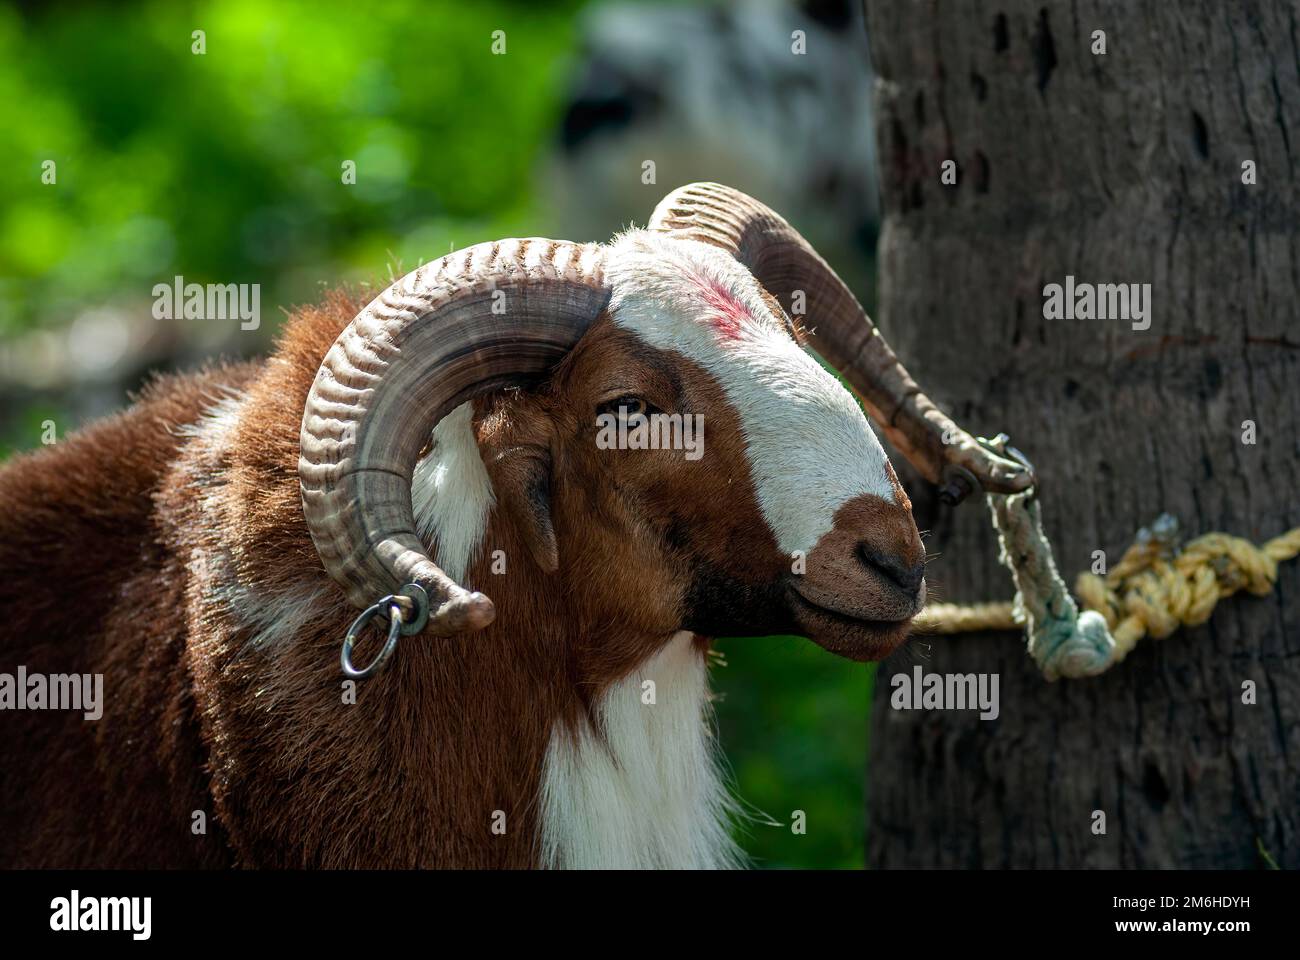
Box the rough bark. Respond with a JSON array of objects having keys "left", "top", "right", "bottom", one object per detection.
[{"left": 864, "top": 0, "right": 1300, "bottom": 868}]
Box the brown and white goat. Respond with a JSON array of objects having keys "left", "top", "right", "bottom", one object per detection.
[{"left": 0, "top": 183, "right": 1030, "bottom": 868}]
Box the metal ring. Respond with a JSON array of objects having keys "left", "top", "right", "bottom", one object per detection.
[{"left": 341, "top": 597, "right": 405, "bottom": 680}]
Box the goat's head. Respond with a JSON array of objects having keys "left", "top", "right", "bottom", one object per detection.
[{"left": 299, "top": 183, "right": 1028, "bottom": 663}]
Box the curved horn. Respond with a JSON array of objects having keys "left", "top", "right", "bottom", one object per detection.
[
  {"left": 646, "top": 182, "right": 1032, "bottom": 498},
  {"left": 300, "top": 239, "right": 609, "bottom": 631}
]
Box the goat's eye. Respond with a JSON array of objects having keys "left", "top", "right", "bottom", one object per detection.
[{"left": 597, "top": 395, "right": 650, "bottom": 419}]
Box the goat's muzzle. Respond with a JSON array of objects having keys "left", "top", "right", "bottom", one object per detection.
[{"left": 787, "top": 493, "right": 925, "bottom": 661}]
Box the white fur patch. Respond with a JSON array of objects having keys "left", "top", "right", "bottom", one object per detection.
[
  {"left": 605, "top": 230, "right": 896, "bottom": 556},
  {"left": 538, "top": 632, "right": 742, "bottom": 869},
  {"left": 221, "top": 577, "right": 333, "bottom": 652},
  {"left": 181, "top": 389, "right": 335, "bottom": 653},
  {"left": 411, "top": 402, "right": 495, "bottom": 585},
  {"left": 174, "top": 389, "right": 244, "bottom": 442}
]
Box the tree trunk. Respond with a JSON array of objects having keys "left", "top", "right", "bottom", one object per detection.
[{"left": 863, "top": 0, "right": 1300, "bottom": 868}]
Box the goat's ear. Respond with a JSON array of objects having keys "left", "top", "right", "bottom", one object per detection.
[
  {"left": 487, "top": 402, "right": 560, "bottom": 574},
  {"left": 499, "top": 448, "right": 559, "bottom": 573}
]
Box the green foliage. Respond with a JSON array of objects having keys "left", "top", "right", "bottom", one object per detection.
[
  {"left": 0, "top": 0, "right": 585, "bottom": 338},
  {"left": 0, "top": 401, "right": 63, "bottom": 461},
  {"left": 714, "top": 638, "right": 873, "bottom": 869}
]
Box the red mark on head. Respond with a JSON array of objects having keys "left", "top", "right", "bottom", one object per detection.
[{"left": 693, "top": 275, "right": 751, "bottom": 341}]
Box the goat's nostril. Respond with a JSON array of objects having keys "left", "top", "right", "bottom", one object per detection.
[{"left": 857, "top": 544, "right": 925, "bottom": 594}]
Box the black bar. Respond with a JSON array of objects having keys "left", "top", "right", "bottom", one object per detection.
[{"left": 0, "top": 868, "right": 1289, "bottom": 947}]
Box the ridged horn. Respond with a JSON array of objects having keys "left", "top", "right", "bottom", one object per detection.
[
  {"left": 299, "top": 238, "right": 610, "bottom": 629},
  {"left": 646, "top": 182, "right": 1032, "bottom": 497}
]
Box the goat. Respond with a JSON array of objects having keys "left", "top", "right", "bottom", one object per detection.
[{"left": 0, "top": 183, "right": 1030, "bottom": 868}]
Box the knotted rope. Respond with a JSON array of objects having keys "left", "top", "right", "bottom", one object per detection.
[{"left": 912, "top": 440, "right": 1300, "bottom": 680}]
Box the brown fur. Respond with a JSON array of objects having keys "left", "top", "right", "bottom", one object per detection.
[{"left": 0, "top": 361, "right": 262, "bottom": 867}]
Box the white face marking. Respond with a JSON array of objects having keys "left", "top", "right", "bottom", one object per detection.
[
  {"left": 606, "top": 230, "right": 897, "bottom": 555},
  {"left": 538, "top": 632, "right": 742, "bottom": 869}
]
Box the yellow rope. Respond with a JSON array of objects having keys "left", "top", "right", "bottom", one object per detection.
[{"left": 915, "top": 524, "right": 1300, "bottom": 666}]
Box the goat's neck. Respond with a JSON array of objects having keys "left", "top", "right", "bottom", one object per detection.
[{"left": 413, "top": 409, "right": 742, "bottom": 868}]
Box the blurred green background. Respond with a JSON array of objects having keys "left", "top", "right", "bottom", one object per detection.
[{"left": 0, "top": 0, "right": 879, "bottom": 868}]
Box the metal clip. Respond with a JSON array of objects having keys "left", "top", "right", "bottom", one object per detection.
[
  {"left": 340, "top": 583, "right": 430, "bottom": 680},
  {"left": 937, "top": 462, "right": 979, "bottom": 506},
  {"left": 976, "top": 433, "right": 1038, "bottom": 500}
]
